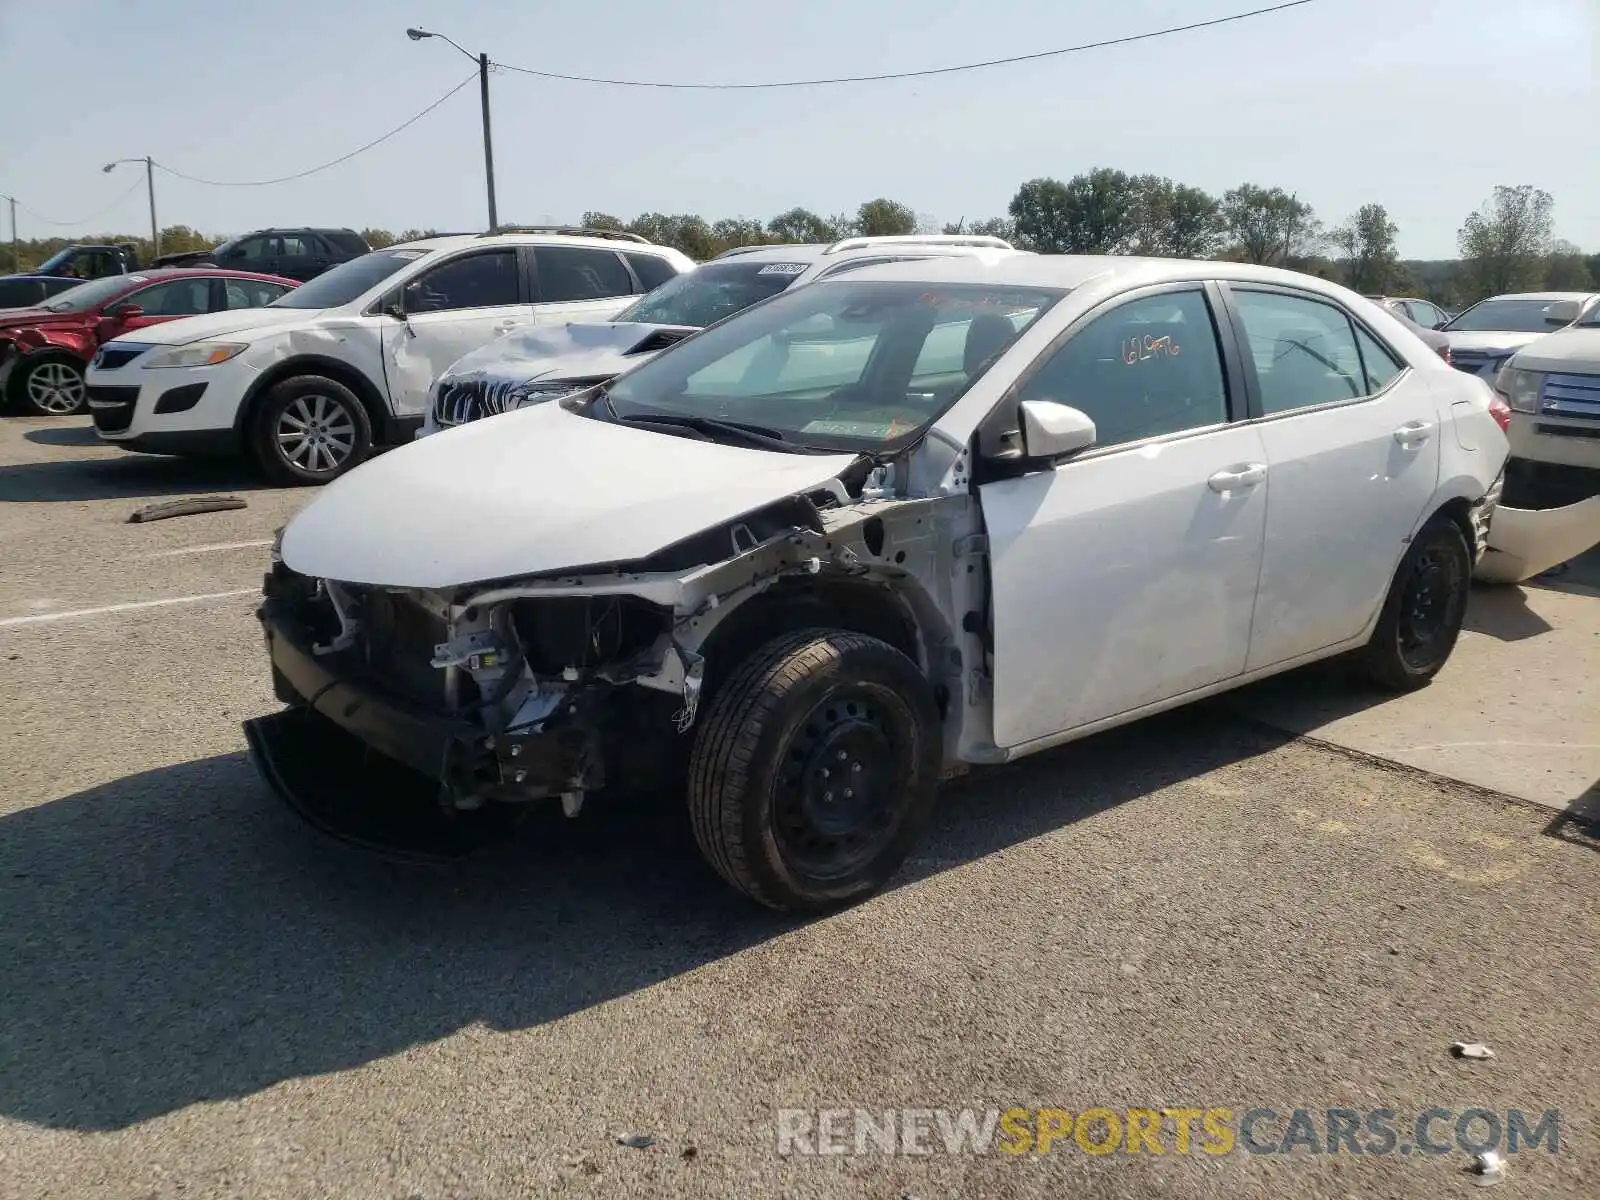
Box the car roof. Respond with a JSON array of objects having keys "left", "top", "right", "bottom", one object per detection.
[
  {"left": 820, "top": 253, "right": 1367, "bottom": 295},
  {"left": 109, "top": 267, "right": 300, "bottom": 285},
  {"left": 711, "top": 235, "right": 1021, "bottom": 266},
  {"left": 389, "top": 231, "right": 687, "bottom": 256},
  {"left": 1476, "top": 291, "right": 1598, "bottom": 302}
]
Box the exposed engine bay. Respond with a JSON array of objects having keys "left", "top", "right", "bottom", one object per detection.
[{"left": 249, "top": 454, "right": 986, "bottom": 855}]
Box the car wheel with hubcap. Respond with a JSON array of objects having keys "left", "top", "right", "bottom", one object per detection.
[
  {"left": 9, "top": 354, "right": 87, "bottom": 416},
  {"left": 250, "top": 375, "right": 372, "bottom": 486},
  {"left": 1359, "top": 514, "right": 1471, "bottom": 691},
  {"left": 687, "top": 628, "right": 942, "bottom": 913}
]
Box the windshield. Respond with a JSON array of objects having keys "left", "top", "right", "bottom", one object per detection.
[
  {"left": 602, "top": 280, "right": 1063, "bottom": 451},
  {"left": 268, "top": 248, "right": 429, "bottom": 309},
  {"left": 36, "top": 249, "right": 77, "bottom": 272},
  {"left": 1445, "top": 298, "right": 1581, "bottom": 334},
  {"left": 42, "top": 275, "right": 138, "bottom": 313},
  {"left": 613, "top": 260, "right": 811, "bottom": 327}
]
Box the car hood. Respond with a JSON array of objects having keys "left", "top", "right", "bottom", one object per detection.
[
  {"left": 439, "top": 321, "right": 701, "bottom": 390},
  {"left": 1444, "top": 330, "right": 1552, "bottom": 355},
  {"left": 280, "top": 399, "right": 861, "bottom": 589},
  {"left": 0, "top": 307, "right": 70, "bottom": 332},
  {"left": 1506, "top": 326, "right": 1600, "bottom": 374},
  {"left": 109, "top": 306, "right": 321, "bottom": 347}
]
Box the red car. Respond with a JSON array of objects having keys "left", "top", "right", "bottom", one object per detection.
[{"left": 0, "top": 268, "right": 299, "bottom": 416}]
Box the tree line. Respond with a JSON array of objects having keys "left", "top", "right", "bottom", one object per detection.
[{"left": 6, "top": 181, "right": 1592, "bottom": 311}]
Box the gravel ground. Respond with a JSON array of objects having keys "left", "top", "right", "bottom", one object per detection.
[{"left": 1, "top": 417, "right": 1595, "bottom": 1199}]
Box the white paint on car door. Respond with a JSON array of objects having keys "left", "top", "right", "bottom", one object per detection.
[
  {"left": 1226, "top": 287, "right": 1442, "bottom": 671},
  {"left": 381, "top": 248, "right": 533, "bottom": 418},
  {"left": 978, "top": 286, "right": 1269, "bottom": 749}
]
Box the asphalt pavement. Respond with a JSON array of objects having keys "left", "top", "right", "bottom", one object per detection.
[{"left": 1, "top": 416, "right": 1595, "bottom": 1199}]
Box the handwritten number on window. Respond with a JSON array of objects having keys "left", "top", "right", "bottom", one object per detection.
[{"left": 1123, "top": 334, "right": 1181, "bottom": 365}]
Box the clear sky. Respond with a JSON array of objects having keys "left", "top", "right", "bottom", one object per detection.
[{"left": 1, "top": 0, "right": 1594, "bottom": 258}]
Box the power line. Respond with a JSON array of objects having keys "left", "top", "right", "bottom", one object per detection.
[
  {"left": 153, "top": 73, "right": 477, "bottom": 188},
  {"left": 494, "top": 0, "right": 1317, "bottom": 90},
  {"left": 5, "top": 176, "right": 145, "bottom": 227}
]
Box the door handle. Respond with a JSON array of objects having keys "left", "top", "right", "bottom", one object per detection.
[
  {"left": 1393, "top": 420, "right": 1434, "bottom": 447},
  {"left": 1208, "top": 463, "right": 1267, "bottom": 492}
]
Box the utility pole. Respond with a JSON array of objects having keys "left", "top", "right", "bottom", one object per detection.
[
  {"left": 145, "top": 156, "right": 159, "bottom": 259},
  {"left": 407, "top": 28, "right": 498, "bottom": 231},
  {"left": 478, "top": 53, "right": 498, "bottom": 232},
  {"left": 103, "top": 158, "right": 160, "bottom": 260},
  {"left": 6, "top": 196, "right": 16, "bottom": 273}
]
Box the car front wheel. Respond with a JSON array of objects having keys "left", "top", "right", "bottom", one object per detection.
[
  {"left": 1359, "top": 514, "right": 1472, "bottom": 691},
  {"left": 687, "top": 629, "right": 943, "bottom": 913},
  {"left": 8, "top": 354, "right": 87, "bottom": 416},
  {"left": 249, "top": 375, "right": 372, "bottom": 486}
]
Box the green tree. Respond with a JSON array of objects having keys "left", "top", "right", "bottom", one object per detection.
[
  {"left": 581, "top": 212, "right": 625, "bottom": 232},
  {"left": 710, "top": 217, "right": 767, "bottom": 251},
  {"left": 623, "top": 213, "right": 717, "bottom": 259},
  {"left": 1457, "top": 184, "right": 1554, "bottom": 298},
  {"left": 1329, "top": 203, "right": 1401, "bottom": 293},
  {"left": 854, "top": 198, "right": 917, "bottom": 237},
  {"left": 360, "top": 228, "right": 396, "bottom": 249},
  {"left": 943, "top": 216, "right": 1017, "bottom": 242},
  {"left": 1128, "top": 176, "right": 1221, "bottom": 258},
  {"left": 1221, "top": 184, "right": 1320, "bottom": 266},
  {"left": 1543, "top": 239, "right": 1588, "bottom": 290},
  {"left": 1007, "top": 178, "right": 1074, "bottom": 252},
  {"left": 766, "top": 207, "right": 838, "bottom": 244}
]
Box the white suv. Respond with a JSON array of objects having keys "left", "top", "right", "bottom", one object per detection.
[
  {"left": 84, "top": 229, "right": 694, "bottom": 483},
  {"left": 419, "top": 234, "right": 1028, "bottom": 436}
]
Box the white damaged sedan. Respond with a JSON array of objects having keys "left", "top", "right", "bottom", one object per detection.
[{"left": 249, "top": 255, "right": 1521, "bottom": 912}]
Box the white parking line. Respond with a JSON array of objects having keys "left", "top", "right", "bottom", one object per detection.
[
  {"left": 0, "top": 589, "right": 258, "bottom": 628},
  {"left": 135, "top": 539, "right": 274, "bottom": 559}
]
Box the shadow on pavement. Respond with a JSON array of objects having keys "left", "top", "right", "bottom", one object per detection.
[
  {"left": 1463, "top": 584, "right": 1554, "bottom": 642},
  {"left": 0, "top": 454, "right": 272, "bottom": 503},
  {"left": 23, "top": 425, "right": 102, "bottom": 448},
  {"left": 0, "top": 710, "right": 1288, "bottom": 1132}
]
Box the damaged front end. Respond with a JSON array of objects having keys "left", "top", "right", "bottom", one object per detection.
[{"left": 245, "top": 462, "right": 971, "bottom": 860}]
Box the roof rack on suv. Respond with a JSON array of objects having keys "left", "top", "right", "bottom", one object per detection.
[
  {"left": 821, "top": 234, "right": 1014, "bottom": 254},
  {"left": 711, "top": 243, "right": 811, "bottom": 260},
  {"left": 481, "top": 226, "right": 652, "bottom": 245}
]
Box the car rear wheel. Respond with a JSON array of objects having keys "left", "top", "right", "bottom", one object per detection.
[
  {"left": 1359, "top": 515, "right": 1472, "bottom": 691},
  {"left": 686, "top": 629, "right": 942, "bottom": 913},
  {"left": 249, "top": 375, "right": 372, "bottom": 486},
  {"left": 8, "top": 354, "right": 87, "bottom": 416}
]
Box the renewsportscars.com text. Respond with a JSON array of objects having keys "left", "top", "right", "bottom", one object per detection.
[{"left": 776, "top": 1106, "right": 1561, "bottom": 1158}]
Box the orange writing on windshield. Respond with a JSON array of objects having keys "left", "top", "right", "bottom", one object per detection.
[{"left": 1123, "top": 334, "right": 1181, "bottom": 365}]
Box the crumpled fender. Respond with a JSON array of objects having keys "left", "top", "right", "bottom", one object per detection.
[
  {"left": 1475, "top": 496, "right": 1600, "bottom": 584},
  {"left": 5, "top": 325, "right": 94, "bottom": 360}
]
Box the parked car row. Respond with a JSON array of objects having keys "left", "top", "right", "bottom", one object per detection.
[
  {"left": 240, "top": 252, "right": 1534, "bottom": 910},
  {"left": 0, "top": 268, "right": 297, "bottom": 416},
  {"left": 2, "top": 228, "right": 369, "bottom": 286}
]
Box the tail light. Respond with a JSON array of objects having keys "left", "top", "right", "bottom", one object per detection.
[{"left": 1487, "top": 394, "right": 1512, "bottom": 433}]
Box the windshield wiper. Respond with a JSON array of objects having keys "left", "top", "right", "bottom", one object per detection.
[{"left": 615, "top": 411, "right": 800, "bottom": 453}]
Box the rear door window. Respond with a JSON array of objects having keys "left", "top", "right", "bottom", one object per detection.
[{"left": 535, "top": 246, "right": 635, "bottom": 301}]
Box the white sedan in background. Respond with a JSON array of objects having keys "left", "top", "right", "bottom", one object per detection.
[{"left": 251, "top": 254, "right": 1531, "bottom": 912}]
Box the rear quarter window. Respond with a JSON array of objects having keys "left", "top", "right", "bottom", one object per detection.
[{"left": 625, "top": 252, "right": 681, "bottom": 292}]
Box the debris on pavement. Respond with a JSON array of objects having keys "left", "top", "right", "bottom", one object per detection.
[
  {"left": 616, "top": 1132, "right": 657, "bottom": 1150},
  {"left": 680, "top": 1145, "right": 698, "bottom": 1161},
  {"left": 1450, "top": 1041, "right": 1496, "bottom": 1060},
  {"left": 1469, "top": 1149, "right": 1507, "bottom": 1186},
  {"left": 127, "top": 496, "right": 248, "bottom": 523}
]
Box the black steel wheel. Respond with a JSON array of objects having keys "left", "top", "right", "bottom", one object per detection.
[
  {"left": 687, "top": 629, "right": 942, "bottom": 912},
  {"left": 1360, "top": 515, "right": 1471, "bottom": 691}
]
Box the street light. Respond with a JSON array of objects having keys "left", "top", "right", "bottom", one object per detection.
[
  {"left": 406, "top": 27, "right": 498, "bottom": 231},
  {"left": 104, "top": 157, "right": 159, "bottom": 259}
]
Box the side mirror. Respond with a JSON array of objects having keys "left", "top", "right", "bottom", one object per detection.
[
  {"left": 1018, "top": 399, "right": 1097, "bottom": 459},
  {"left": 1544, "top": 301, "right": 1580, "bottom": 326},
  {"left": 380, "top": 290, "right": 407, "bottom": 321},
  {"left": 99, "top": 305, "right": 142, "bottom": 334}
]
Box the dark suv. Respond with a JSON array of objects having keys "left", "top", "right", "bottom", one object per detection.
[{"left": 155, "top": 228, "right": 371, "bottom": 282}]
